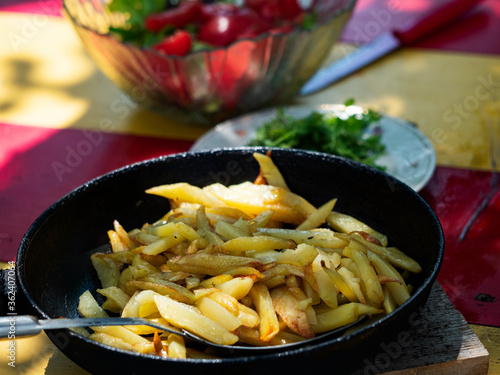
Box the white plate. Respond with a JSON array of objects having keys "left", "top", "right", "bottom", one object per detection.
[{"left": 190, "top": 105, "right": 436, "bottom": 191}]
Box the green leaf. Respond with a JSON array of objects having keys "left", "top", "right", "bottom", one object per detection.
[
  {"left": 107, "top": 0, "right": 167, "bottom": 42},
  {"left": 344, "top": 98, "right": 355, "bottom": 107},
  {"left": 247, "top": 103, "right": 386, "bottom": 171},
  {"left": 302, "top": 12, "right": 318, "bottom": 30}
]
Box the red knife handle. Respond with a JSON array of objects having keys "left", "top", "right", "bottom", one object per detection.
[{"left": 394, "top": 0, "right": 481, "bottom": 45}]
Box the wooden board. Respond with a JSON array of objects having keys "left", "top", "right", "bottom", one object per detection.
[{"left": 352, "top": 282, "right": 490, "bottom": 374}]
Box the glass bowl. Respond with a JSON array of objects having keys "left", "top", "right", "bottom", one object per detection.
[{"left": 62, "top": 0, "right": 357, "bottom": 126}]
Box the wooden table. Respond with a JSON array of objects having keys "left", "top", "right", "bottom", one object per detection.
[{"left": 0, "top": 0, "right": 499, "bottom": 373}]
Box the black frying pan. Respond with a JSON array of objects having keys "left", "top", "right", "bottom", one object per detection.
[{"left": 12, "top": 148, "right": 444, "bottom": 374}]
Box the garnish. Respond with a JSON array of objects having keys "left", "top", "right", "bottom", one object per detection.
[{"left": 247, "top": 100, "right": 386, "bottom": 170}]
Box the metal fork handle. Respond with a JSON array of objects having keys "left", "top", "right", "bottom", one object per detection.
[{"left": 0, "top": 315, "right": 184, "bottom": 339}]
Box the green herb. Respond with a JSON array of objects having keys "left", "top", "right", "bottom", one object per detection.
[
  {"left": 108, "top": 0, "right": 166, "bottom": 27},
  {"left": 301, "top": 12, "right": 318, "bottom": 30},
  {"left": 107, "top": 0, "right": 168, "bottom": 46},
  {"left": 247, "top": 100, "right": 386, "bottom": 170}
]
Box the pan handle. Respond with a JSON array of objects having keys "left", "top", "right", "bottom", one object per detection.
[{"left": 0, "top": 315, "right": 42, "bottom": 339}]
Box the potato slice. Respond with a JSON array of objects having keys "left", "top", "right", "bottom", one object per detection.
[
  {"left": 271, "top": 286, "right": 314, "bottom": 339},
  {"left": 256, "top": 228, "right": 347, "bottom": 249},
  {"left": 249, "top": 283, "right": 280, "bottom": 342},
  {"left": 97, "top": 286, "right": 130, "bottom": 313},
  {"left": 196, "top": 296, "right": 242, "bottom": 331},
  {"left": 89, "top": 332, "right": 134, "bottom": 352},
  {"left": 349, "top": 233, "right": 422, "bottom": 274},
  {"left": 312, "top": 303, "right": 359, "bottom": 333},
  {"left": 91, "top": 254, "right": 120, "bottom": 288},
  {"left": 167, "top": 334, "right": 187, "bottom": 359},
  {"left": 368, "top": 251, "right": 411, "bottom": 306},
  {"left": 343, "top": 246, "right": 384, "bottom": 308},
  {"left": 204, "top": 182, "right": 315, "bottom": 224},
  {"left": 221, "top": 236, "right": 296, "bottom": 254},
  {"left": 125, "top": 280, "right": 194, "bottom": 304},
  {"left": 78, "top": 290, "right": 109, "bottom": 319},
  {"left": 297, "top": 198, "right": 337, "bottom": 230},
  {"left": 327, "top": 212, "right": 388, "bottom": 246},
  {"left": 154, "top": 294, "right": 239, "bottom": 345},
  {"left": 146, "top": 183, "right": 226, "bottom": 208},
  {"left": 167, "top": 253, "right": 262, "bottom": 276},
  {"left": 252, "top": 152, "right": 289, "bottom": 190}
]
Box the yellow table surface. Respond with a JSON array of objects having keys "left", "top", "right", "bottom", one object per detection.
[{"left": 0, "top": 12, "right": 499, "bottom": 374}]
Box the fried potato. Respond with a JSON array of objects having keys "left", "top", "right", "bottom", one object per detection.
[
  {"left": 349, "top": 233, "right": 422, "bottom": 274},
  {"left": 250, "top": 243, "right": 318, "bottom": 268},
  {"left": 167, "top": 334, "right": 187, "bottom": 359},
  {"left": 312, "top": 303, "right": 359, "bottom": 333},
  {"left": 368, "top": 251, "right": 411, "bottom": 306},
  {"left": 297, "top": 198, "right": 337, "bottom": 230},
  {"left": 81, "top": 152, "right": 422, "bottom": 355},
  {"left": 343, "top": 246, "right": 384, "bottom": 308},
  {"left": 89, "top": 332, "right": 133, "bottom": 351},
  {"left": 313, "top": 267, "right": 339, "bottom": 308},
  {"left": 146, "top": 182, "right": 226, "bottom": 208},
  {"left": 252, "top": 152, "right": 289, "bottom": 190},
  {"left": 91, "top": 325, "right": 150, "bottom": 345},
  {"left": 203, "top": 182, "right": 315, "bottom": 224},
  {"left": 199, "top": 274, "right": 233, "bottom": 288},
  {"left": 151, "top": 222, "right": 201, "bottom": 242},
  {"left": 215, "top": 220, "right": 250, "bottom": 240},
  {"left": 125, "top": 317, "right": 171, "bottom": 335},
  {"left": 142, "top": 235, "right": 187, "bottom": 256},
  {"left": 215, "top": 276, "right": 255, "bottom": 300},
  {"left": 97, "top": 286, "right": 130, "bottom": 313},
  {"left": 337, "top": 266, "right": 366, "bottom": 304},
  {"left": 129, "top": 229, "right": 159, "bottom": 246},
  {"left": 196, "top": 296, "right": 242, "bottom": 331},
  {"left": 154, "top": 294, "right": 239, "bottom": 345},
  {"left": 256, "top": 228, "right": 347, "bottom": 249},
  {"left": 125, "top": 280, "right": 194, "bottom": 304},
  {"left": 91, "top": 254, "right": 120, "bottom": 288},
  {"left": 113, "top": 220, "right": 135, "bottom": 249},
  {"left": 271, "top": 286, "right": 314, "bottom": 339},
  {"left": 221, "top": 236, "right": 296, "bottom": 254},
  {"left": 78, "top": 290, "right": 109, "bottom": 319},
  {"left": 167, "top": 253, "right": 262, "bottom": 276},
  {"left": 327, "top": 212, "right": 388, "bottom": 246},
  {"left": 323, "top": 267, "right": 357, "bottom": 302},
  {"left": 208, "top": 207, "right": 253, "bottom": 221},
  {"left": 382, "top": 285, "right": 398, "bottom": 314},
  {"left": 108, "top": 230, "right": 129, "bottom": 253},
  {"left": 249, "top": 283, "right": 280, "bottom": 342}
]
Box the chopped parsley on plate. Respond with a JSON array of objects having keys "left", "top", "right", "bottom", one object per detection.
[{"left": 247, "top": 101, "right": 386, "bottom": 170}]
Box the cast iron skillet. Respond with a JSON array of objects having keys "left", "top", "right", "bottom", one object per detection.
[{"left": 15, "top": 148, "right": 444, "bottom": 374}]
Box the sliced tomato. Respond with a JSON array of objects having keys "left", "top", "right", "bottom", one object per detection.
[
  {"left": 244, "top": 0, "right": 267, "bottom": 13},
  {"left": 145, "top": 0, "right": 202, "bottom": 32},
  {"left": 198, "top": 8, "right": 272, "bottom": 47},
  {"left": 199, "top": 3, "right": 240, "bottom": 22},
  {"left": 153, "top": 30, "right": 192, "bottom": 56},
  {"left": 246, "top": 0, "right": 303, "bottom": 23}
]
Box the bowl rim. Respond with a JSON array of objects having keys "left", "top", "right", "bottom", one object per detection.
[
  {"left": 17, "top": 147, "right": 445, "bottom": 364},
  {"left": 61, "top": 0, "right": 358, "bottom": 60}
]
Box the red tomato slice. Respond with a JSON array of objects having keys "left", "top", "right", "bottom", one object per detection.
[
  {"left": 199, "top": 3, "right": 240, "bottom": 22},
  {"left": 153, "top": 30, "right": 192, "bottom": 57},
  {"left": 246, "top": 0, "right": 303, "bottom": 23},
  {"left": 145, "top": 1, "right": 202, "bottom": 32},
  {"left": 198, "top": 8, "right": 272, "bottom": 47}
]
